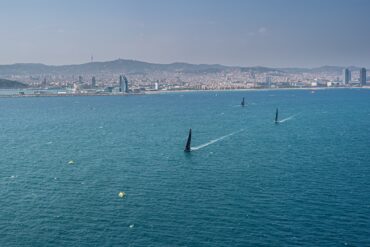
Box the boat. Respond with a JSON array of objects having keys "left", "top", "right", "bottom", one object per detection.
[
  {"left": 275, "top": 108, "right": 279, "bottom": 124},
  {"left": 241, "top": 97, "right": 245, "bottom": 107},
  {"left": 184, "top": 128, "right": 192, "bottom": 152}
]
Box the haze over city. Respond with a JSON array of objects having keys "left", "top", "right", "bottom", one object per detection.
[{"left": 1, "top": 0, "right": 370, "bottom": 68}]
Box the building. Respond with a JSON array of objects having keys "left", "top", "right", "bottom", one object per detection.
[
  {"left": 343, "top": 68, "right": 351, "bottom": 84},
  {"left": 119, "top": 75, "right": 123, "bottom": 92},
  {"left": 72, "top": 83, "right": 80, "bottom": 93},
  {"left": 92, "top": 76, "right": 96, "bottom": 88},
  {"left": 124, "top": 76, "right": 129, "bottom": 93},
  {"left": 119, "top": 75, "right": 129, "bottom": 93},
  {"left": 42, "top": 78, "right": 47, "bottom": 88},
  {"left": 154, "top": 82, "right": 159, "bottom": 90},
  {"left": 78, "top": 76, "right": 83, "bottom": 84},
  {"left": 266, "top": 76, "right": 272, "bottom": 87},
  {"left": 360, "top": 68, "right": 367, "bottom": 86}
]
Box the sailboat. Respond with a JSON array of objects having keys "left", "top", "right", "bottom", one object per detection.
[
  {"left": 184, "top": 128, "right": 192, "bottom": 152},
  {"left": 241, "top": 97, "right": 245, "bottom": 107},
  {"left": 274, "top": 108, "right": 279, "bottom": 124}
]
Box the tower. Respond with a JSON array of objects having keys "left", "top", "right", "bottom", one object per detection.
[
  {"left": 119, "top": 75, "right": 129, "bottom": 93},
  {"left": 92, "top": 76, "right": 96, "bottom": 88},
  {"left": 266, "top": 76, "right": 272, "bottom": 87},
  {"left": 42, "top": 77, "right": 47, "bottom": 88},
  {"left": 119, "top": 75, "right": 123, "bottom": 92},
  {"left": 360, "top": 68, "right": 367, "bottom": 86},
  {"left": 124, "top": 76, "right": 129, "bottom": 93},
  {"left": 343, "top": 68, "right": 351, "bottom": 84}
]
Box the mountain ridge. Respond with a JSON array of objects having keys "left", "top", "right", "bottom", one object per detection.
[{"left": 0, "top": 59, "right": 364, "bottom": 76}]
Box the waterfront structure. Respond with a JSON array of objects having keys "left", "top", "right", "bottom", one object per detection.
[
  {"left": 124, "top": 76, "right": 129, "bottom": 93},
  {"left": 119, "top": 75, "right": 129, "bottom": 93},
  {"left": 42, "top": 78, "right": 47, "bottom": 88},
  {"left": 266, "top": 76, "right": 272, "bottom": 87},
  {"left": 92, "top": 76, "right": 96, "bottom": 87},
  {"left": 119, "top": 75, "right": 123, "bottom": 92},
  {"left": 343, "top": 68, "right": 351, "bottom": 84},
  {"left": 360, "top": 68, "right": 367, "bottom": 85},
  {"left": 72, "top": 83, "right": 80, "bottom": 93},
  {"left": 120, "top": 76, "right": 129, "bottom": 93}
]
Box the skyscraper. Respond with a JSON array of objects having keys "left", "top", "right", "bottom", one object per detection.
[
  {"left": 360, "top": 68, "right": 367, "bottom": 86},
  {"left": 119, "top": 75, "right": 123, "bottom": 92},
  {"left": 92, "top": 76, "right": 96, "bottom": 88},
  {"left": 119, "top": 75, "right": 129, "bottom": 93},
  {"left": 343, "top": 68, "right": 351, "bottom": 84},
  {"left": 42, "top": 77, "right": 47, "bottom": 88},
  {"left": 124, "top": 76, "right": 129, "bottom": 93},
  {"left": 265, "top": 76, "right": 272, "bottom": 87},
  {"left": 78, "top": 76, "right": 83, "bottom": 84}
]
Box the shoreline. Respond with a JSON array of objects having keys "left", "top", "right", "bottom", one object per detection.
[
  {"left": 0, "top": 86, "right": 368, "bottom": 99},
  {"left": 144, "top": 86, "right": 369, "bottom": 95}
]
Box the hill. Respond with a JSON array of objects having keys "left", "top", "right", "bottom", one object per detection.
[
  {"left": 0, "top": 78, "right": 28, "bottom": 89},
  {"left": 0, "top": 59, "right": 362, "bottom": 76},
  {"left": 0, "top": 59, "right": 272, "bottom": 76}
]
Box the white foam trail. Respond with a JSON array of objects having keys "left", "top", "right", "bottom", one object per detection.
[
  {"left": 232, "top": 104, "right": 248, "bottom": 108},
  {"left": 278, "top": 113, "right": 299, "bottom": 123},
  {"left": 191, "top": 129, "right": 244, "bottom": 151}
]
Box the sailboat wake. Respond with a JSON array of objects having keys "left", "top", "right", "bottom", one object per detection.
[
  {"left": 191, "top": 129, "right": 244, "bottom": 151},
  {"left": 279, "top": 114, "right": 299, "bottom": 123}
]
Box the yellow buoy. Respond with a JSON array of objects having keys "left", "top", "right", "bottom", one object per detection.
[
  {"left": 68, "top": 160, "right": 75, "bottom": 165},
  {"left": 118, "top": 191, "right": 126, "bottom": 198}
]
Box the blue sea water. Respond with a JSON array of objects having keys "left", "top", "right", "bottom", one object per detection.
[{"left": 1, "top": 89, "right": 370, "bottom": 246}]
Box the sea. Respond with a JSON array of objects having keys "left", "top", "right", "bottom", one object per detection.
[{"left": 1, "top": 89, "right": 370, "bottom": 246}]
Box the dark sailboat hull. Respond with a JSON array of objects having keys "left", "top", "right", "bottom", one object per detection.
[
  {"left": 275, "top": 108, "right": 279, "bottom": 124},
  {"left": 184, "top": 128, "right": 192, "bottom": 152}
]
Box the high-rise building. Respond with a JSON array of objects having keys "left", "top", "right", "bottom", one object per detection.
[
  {"left": 360, "top": 68, "right": 367, "bottom": 86},
  {"left": 124, "top": 76, "right": 129, "bottom": 93},
  {"left": 78, "top": 76, "right": 83, "bottom": 84},
  {"left": 119, "top": 75, "right": 123, "bottom": 92},
  {"left": 42, "top": 78, "right": 47, "bottom": 88},
  {"left": 119, "top": 75, "right": 129, "bottom": 93},
  {"left": 265, "top": 76, "right": 272, "bottom": 87},
  {"left": 343, "top": 68, "right": 351, "bottom": 84},
  {"left": 92, "top": 76, "right": 96, "bottom": 88}
]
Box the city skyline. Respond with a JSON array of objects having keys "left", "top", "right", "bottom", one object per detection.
[
  {"left": 1, "top": 0, "right": 370, "bottom": 67},
  {"left": 1, "top": 58, "right": 367, "bottom": 93}
]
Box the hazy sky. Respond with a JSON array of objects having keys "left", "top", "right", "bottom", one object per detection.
[{"left": 0, "top": 0, "right": 369, "bottom": 67}]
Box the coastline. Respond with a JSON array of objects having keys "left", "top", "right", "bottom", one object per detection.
[
  {"left": 0, "top": 86, "right": 368, "bottom": 99},
  {"left": 144, "top": 86, "right": 368, "bottom": 95}
]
